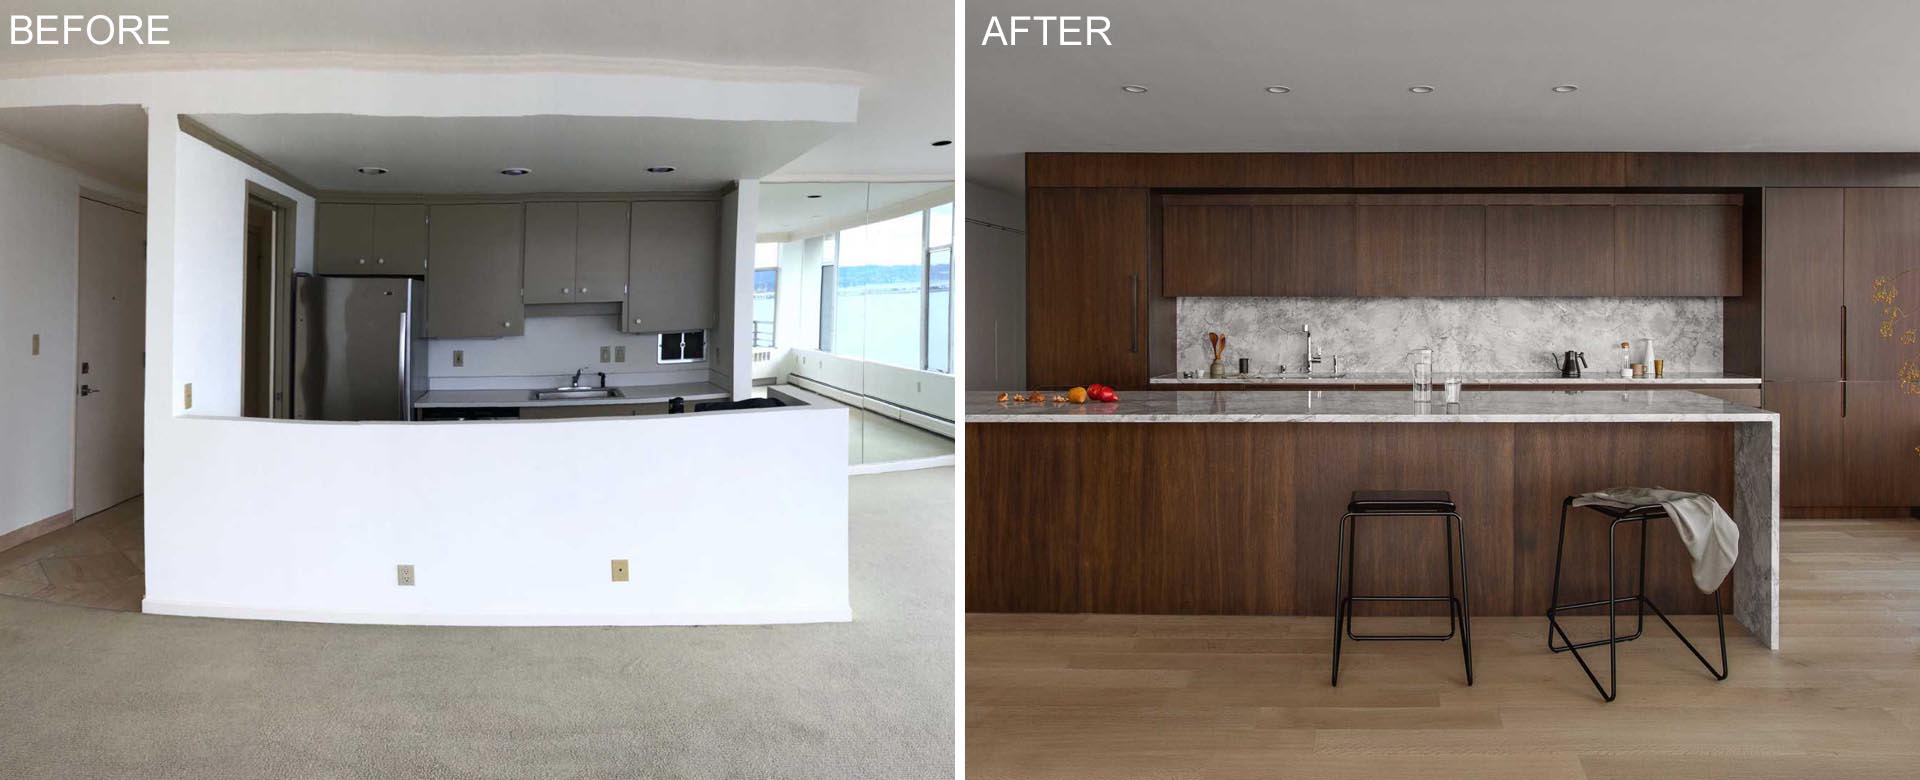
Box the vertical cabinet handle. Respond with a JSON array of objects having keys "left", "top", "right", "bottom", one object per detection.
[
  {"left": 1841, "top": 304, "right": 1848, "bottom": 381},
  {"left": 1129, "top": 273, "right": 1140, "bottom": 354}
]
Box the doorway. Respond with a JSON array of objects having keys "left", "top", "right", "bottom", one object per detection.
[
  {"left": 73, "top": 196, "right": 145, "bottom": 520},
  {"left": 242, "top": 185, "right": 295, "bottom": 419}
]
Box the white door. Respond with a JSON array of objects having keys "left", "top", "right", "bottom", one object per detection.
[{"left": 74, "top": 197, "right": 145, "bottom": 519}]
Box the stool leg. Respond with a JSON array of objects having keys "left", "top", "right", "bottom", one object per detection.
[
  {"left": 1635, "top": 516, "right": 1649, "bottom": 638},
  {"left": 1452, "top": 513, "right": 1473, "bottom": 686},
  {"left": 1331, "top": 513, "right": 1352, "bottom": 686},
  {"left": 1546, "top": 498, "right": 1572, "bottom": 652},
  {"left": 1604, "top": 518, "right": 1621, "bottom": 701}
]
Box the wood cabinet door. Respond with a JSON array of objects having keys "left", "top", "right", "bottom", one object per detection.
[
  {"left": 314, "top": 203, "right": 373, "bottom": 275},
  {"left": 1762, "top": 189, "right": 1845, "bottom": 381},
  {"left": 1355, "top": 205, "right": 1485, "bottom": 296},
  {"left": 1842, "top": 381, "right": 1920, "bottom": 506},
  {"left": 1249, "top": 205, "right": 1359, "bottom": 296},
  {"left": 1765, "top": 381, "right": 1846, "bottom": 507},
  {"left": 1027, "top": 188, "right": 1149, "bottom": 388},
  {"left": 1484, "top": 205, "right": 1615, "bottom": 296},
  {"left": 369, "top": 204, "right": 428, "bottom": 276},
  {"left": 1162, "top": 204, "right": 1250, "bottom": 296},
  {"left": 626, "top": 200, "right": 718, "bottom": 333},
  {"left": 521, "top": 202, "right": 578, "bottom": 304},
  {"left": 1843, "top": 188, "right": 1920, "bottom": 381},
  {"left": 573, "top": 202, "right": 630, "bottom": 303},
  {"left": 426, "top": 204, "right": 525, "bottom": 338},
  {"left": 1614, "top": 205, "right": 1743, "bottom": 296}
]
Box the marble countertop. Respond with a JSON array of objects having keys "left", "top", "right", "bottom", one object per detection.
[
  {"left": 1150, "top": 371, "right": 1759, "bottom": 386},
  {"left": 414, "top": 382, "right": 730, "bottom": 409},
  {"left": 967, "top": 389, "right": 1777, "bottom": 424}
]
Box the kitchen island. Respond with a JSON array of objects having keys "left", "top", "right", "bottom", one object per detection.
[{"left": 965, "top": 389, "right": 1780, "bottom": 648}]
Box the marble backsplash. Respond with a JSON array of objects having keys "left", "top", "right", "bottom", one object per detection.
[{"left": 1176, "top": 297, "right": 1724, "bottom": 376}]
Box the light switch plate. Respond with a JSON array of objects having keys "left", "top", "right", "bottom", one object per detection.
[
  {"left": 452, "top": 350, "right": 464, "bottom": 367},
  {"left": 615, "top": 346, "right": 626, "bottom": 363},
  {"left": 396, "top": 564, "right": 415, "bottom": 586},
  {"left": 600, "top": 346, "right": 612, "bottom": 363},
  {"left": 183, "top": 383, "right": 192, "bottom": 409},
  {"left": 611, "top": 559, "right": 629, "bottom": 582}
]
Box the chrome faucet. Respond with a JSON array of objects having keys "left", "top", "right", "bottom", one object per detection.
[
  {"left": 569, "top": 366, "right": 590, "bottom": 388},
  {"left": 1304, "top": 324, "right": 1322, "bottom": 375}
]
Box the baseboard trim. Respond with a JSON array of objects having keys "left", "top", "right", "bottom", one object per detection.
[
  {"left": 787, "top": 374, "right": 955, "bottom": 437},
  {"left": 850, "top": 454, "right": 956, "bottom": 475},
  {"left": 140, "top": 598, "right": 854, "bottom": 627},
  {"left": 0, "top": 510, "right": 74, "bottom": 554}
]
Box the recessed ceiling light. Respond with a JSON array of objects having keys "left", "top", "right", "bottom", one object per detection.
[
  {"left": 1265, "top": 86, "right": 1291, "bottom": 94},
  {"left": 355, "top": 166, "right": 388, "bottom": 175},
  {"left": 646, "top": 166, "right": 676, "bottom": 173},
  {"left": 1121, "top": 84, "right": 1149, "bottom": 93},
  {"left": 1408, "top": 85, "right": 1435, "bottom": 94},
  {"left": 806, "top": 194, "right": 823, "bottom": 199},
  {"left": 499, "top": 167, "right": 532, "bottom": 176},
  {"left": 1552, "top": 84, "right": 1579, "bottom": 93},
  {"left": 931, "top": 139, "right": 952, "bottom": 147}
]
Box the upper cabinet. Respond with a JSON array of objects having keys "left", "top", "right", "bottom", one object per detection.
[
  {"left": 625, "top": 200, "right": 719, "bottom": 334},
  {"left": 524, "top": 202, "right": 630, "bottom": 305},
  {"left": 1761, "top": 189, "right": 1845, "bottom": 381},
  {"left": 426, "top": 204, "right": 525, "bottom": 339},
  {"left": 1844, "top": 188, "right": 1920, "bottom": 381},
  {"left": 315, "top": 203, "right": 427, "bottom": 276},
  {"left": 1028, "top": 188, "right": 1151, "bottom": 388},
  {"left": 1156, "top": 193, "right": 1744, "bottom": 299}
]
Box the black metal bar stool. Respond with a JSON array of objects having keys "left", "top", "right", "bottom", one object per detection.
[
  {"left": 1331, "top": 490, "right": 1473, "bottom": 687},
  {"left": 1546, "top": 496, "right": 1729, "bottom": 702}
]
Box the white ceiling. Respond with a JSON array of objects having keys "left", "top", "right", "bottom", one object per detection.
[
  {"left": 0, "top": 0, "right": 952, "bottom": 181},
  {"left": 0, "top": 104, "right": 146, "bottom": 189},
  {"left": 189, "top": 113, "right": 840, "bottom": 194},
  {"left": 758, "top": 181, "right": 950, "bottom": 237},
  {"left": 967, "top": 0, "right": 1920, "bottom": 191}
]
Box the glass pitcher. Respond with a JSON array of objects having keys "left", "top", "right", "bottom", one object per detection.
[{"left": 1409, "top": 347, "right": 1434, "bottom": 402}]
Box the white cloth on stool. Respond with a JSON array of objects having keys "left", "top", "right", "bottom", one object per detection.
[{"left": 1571, "top": 487, "right": 1739, "bottom": 594}]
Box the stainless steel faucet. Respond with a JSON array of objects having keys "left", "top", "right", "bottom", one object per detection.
[
  {"left": 1304, "top": 324, "right": 1322, "bottom": 375},
  {"left": 570, "top": 366, "right": 590, "bottom": 387}
]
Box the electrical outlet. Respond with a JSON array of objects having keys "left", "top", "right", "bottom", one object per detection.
[
  {"left": 396, "top": 564, "right": 415, "bottom": 586},
  {"left": 452, "top": 350, "right": 464, "bottom": 367},
  {"left": 611, "top": 559, "right": 629, "bottom": 582},
  {"left": 183, "top": 383, "right": 192, "bottom": 409},
  {"left": 615, "top": 346, "right": 626, "bottom": 363},
  {"left": 30, "top": 334, "right": 39, "bottom": 356},
  {"left": 600, "top": 346, "right": 612, "bottom": 363}
]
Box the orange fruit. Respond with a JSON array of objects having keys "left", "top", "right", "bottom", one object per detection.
[{"left": 1067, "top": 386, "right": 1089, "bottom": 404}]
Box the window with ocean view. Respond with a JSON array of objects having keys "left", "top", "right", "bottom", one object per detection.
[{"left": 822, "top": 200, "right": 955, "bottom": 373}]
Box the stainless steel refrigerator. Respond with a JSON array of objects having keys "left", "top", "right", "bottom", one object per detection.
[{"left": 292, "top": 274, "right": 428, "bottom": 421}]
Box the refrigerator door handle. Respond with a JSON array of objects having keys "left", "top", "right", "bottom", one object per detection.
[{"left": 398, "top": 311, "right": 411, "bottom": 420}]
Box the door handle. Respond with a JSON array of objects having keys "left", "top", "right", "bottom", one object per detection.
[
  {"left": 79, "top": 384, "right": 99, "bottom": 396},
  {"left": 1129, "top": 273, "right": 1140, "bottom": 354},
  {"left": 1840, "top": 304, "right": 1848, "bottom": 381}
]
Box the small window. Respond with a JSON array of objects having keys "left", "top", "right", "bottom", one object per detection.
[{"left": 658, "top": 330, "right": 706, "bottom": 363}]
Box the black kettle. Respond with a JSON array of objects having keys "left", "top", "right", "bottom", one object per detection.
[{"left": 1557, "top": 350, "right": 1587, "bottom": 378}]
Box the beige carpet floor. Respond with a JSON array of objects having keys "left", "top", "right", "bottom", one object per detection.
[{"left": 0, "top": 467, "right": 954, "bottom": 780}]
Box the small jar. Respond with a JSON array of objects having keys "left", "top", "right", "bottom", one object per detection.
[{"left": 1444, "top": 376, "right": 1462, "bottom": 404}]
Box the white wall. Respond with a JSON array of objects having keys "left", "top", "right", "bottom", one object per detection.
[
  {"left": 427, "top": 314, "right": 708, "bottom": 390},
  {"left": 171, "top": 133, "right": 315, "bottom": 416},
  {"left": 0, "top": 144, "right": 83, "bottom": 535},
  {"left": 715, "top": 180, "right": 759, "bottom": 399},
  {"left": 965, "top": 181, "right": 1026, "bottom": 390},
  {"left": 143, "top": 406, "right": 850, "bottom": 625}
]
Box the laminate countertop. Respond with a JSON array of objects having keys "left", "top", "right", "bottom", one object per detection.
[
  {"left": 966, "top": 389, "right": 1777, "bottom": 424},
  {"left": 1149, "top": 371, "right": 1759, "bottom": 387},
  {"left": 414, "top": 382, "right": 730, "bottom": 409}
]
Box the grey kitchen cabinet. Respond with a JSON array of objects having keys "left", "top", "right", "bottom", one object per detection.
[
  {"left": 522, "top": 202, "right": 630, "bottom": 304},
  {"left": 427, "top": 204, "right": 525, "bottom": 338},
  {"left": 625, "top": 200, "right": 719, "bottom": 333},
  {"left": 316, "top": 203, "right": 428, "bottom": 276}
]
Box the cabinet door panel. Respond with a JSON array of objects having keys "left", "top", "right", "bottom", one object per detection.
[
  {"left": 1843, "top": 188, "right": 1920, "bottom": 381},
  {"left": 574, "top": 202, "right": 630, "bottom": 303},
  {"left": 626, "top": 200, "right": 718, "bottom": 333},
  {"left": 314, "top": 203, "right": 373, "bottom": 275},
  {"left": 1764, "top": 381, "right": 1846, "bottom": 507},
  {"left": 1484, "top": 205, "right": 1615, "bottom": 296},
  {"left": 1281, "top": 205, "right": 1358, "bottom": 296},
  {"left": 1842, "top": 381, "right": 1920, "bottom": 506},
  {"left": 1162, "top": 204, "right": 1250, "bottom": 296},
  {"left": 426, "top": 204, "right": 525, "bottom": 338},
  {"left": 1027, "top": 188, "right": 1149, "bottom": 388},
  {"left": 1762, "top": 189, "right": 1845, "bottom": 381},
  {"left": 1355, "top": 205, "right": 1485, "bottom": 296},
  {"left": 1614, "top": 205, "right": 1742, "bottom": 296},
  {"left": 522, "top": 202, "right": 578, "bottom": 304},
  {"left": 370, "top": 204, "right": 428, "bottom": 276}
]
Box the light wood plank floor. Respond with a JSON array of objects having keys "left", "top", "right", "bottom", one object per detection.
[{"left": 967, "top": 518, "right": 1920, "bottom": 779}]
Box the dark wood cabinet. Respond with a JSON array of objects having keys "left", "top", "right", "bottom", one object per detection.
[
  {"left": 1842, "top": 381, "right": 1920, "bottom": 506},
  {"left": 1255, "top": 204, "right": 1359, "bottom": 296},
  {"left": 1162, "top": 204, "right": 1251, "bottom": 296},
  {"left": 1764, "top": 381, "right": 1846, "bottom": 507},
  {"left": 1484, "top": 205, "right": 1615, "bottom": 296},
  {"left": 1354, "top": 153, "right": 1626, "bottom": 188},
  {"left": 1761, "top": 189, "right": 1845, "bottom": 381},
  {"left": 1027, "top": 188, "right": 1150, "bottom": 388},
  {"left": 1843, "top": 188, "right": 1920, "bottom": 381},
  {"left": 1355, "top": 204, "right": 1485, "bottom": 296},
  {"left": 1614, "top": 204, "right": 1743, "bottom": 296}
]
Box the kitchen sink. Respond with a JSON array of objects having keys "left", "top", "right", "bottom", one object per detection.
[{"left": 532, "top": 387, "right": 624, "bottom": 401}]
